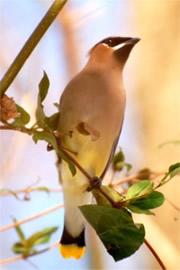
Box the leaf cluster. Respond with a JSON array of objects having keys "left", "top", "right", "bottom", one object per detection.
[
  {"left": 112, "top": 149, "right": 132, "bottom": 172},
  {"left": 80, "top": 179, "right": 165, "bottom": 261},
  {"left": 0, "top": 72, "right": 76, "bottom": 175},
  {"left": 12, "top": 218, "right": 58, "bottom": 257},
  {"left": 0, "top": 186, "right": 51, "bottom": 200},
  {"left": 80, "top": 161, "right": 180, "bottom": 261}
]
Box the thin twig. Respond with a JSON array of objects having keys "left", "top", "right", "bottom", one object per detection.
[
  {"left": 165, "top": 198, "right": 180, "bottom": 211},
  {"left": 25, "top": 258, "right": 39, "bottom": 269},
  {"left": 60, "top": 147, "right": 92, "bottom": 182},
  {"left": 0, "top": 241, "right": 59, "bottom": 265},
  {"left": 0, "top": 204, "right": 63, "bottom": 232},
  {"left": 0, "top": 0, "right": 67, "bottom": 96},
  {"left": 144, "top": 239, "right": 167, "bottom": 270},
  {"left": 112, "top": 171, "right": 166, "bottom": 187},
  {"left": 0, "top": 187, "right": 62, "bottom": 197},
  {"left": 111, "top": 174, "right": 138, "bottom": 186},
  {"left": 0, "top": 125, "right": 33, "bottom": 135}
]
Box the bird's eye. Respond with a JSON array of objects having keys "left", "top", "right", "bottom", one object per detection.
[{"left": 107, "top": 39, "right": 113, "bottom": 45}]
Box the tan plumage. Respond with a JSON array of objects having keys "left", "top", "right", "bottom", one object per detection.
[{"left": 58, "top": 36, "right": 140, "bottom": 259}]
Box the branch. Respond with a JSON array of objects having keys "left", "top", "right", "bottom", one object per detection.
[
  {"left": 60, "top": 147, "right": 92, "bottom": 182},
  {"left": 0, "top": 125, "right": 33, "bottom": 135},
  {"left": 165, "top": 198, "right": 180, "bottom": 212},
  {"left": 1, "top": 124, "right": 165, "bottom": 207},
  {"left": 112, "top": 171, "right": 165, "bottom": 187},
  {"left": 0, "top": 187, "right": 62, "bottom": 197},
  {"left": 0, "top": 124, "right": 97, "bottom": 189},
  {"left": 0, "top": 0, "right": 67, "bottom": 96},
  {"left": 0, "top": 204, "right": 63, "bottom": 232},
  {"left": 59, "top": 147, "right": 116, "bottom": 205},
  {"left": 144, "top": 239, "right": 167, "bottom": 270},
  {"left": 0, "top": 241, "right": 59, "bottom": 265},
  {"left": 0, "top": 124, "right": 125, "bottom": 203},
  {"left": 0, "top": 124, "right": 169, "bottom": 208},
  {"left": 111, "top": 173, "right": 139, "bottom": 186}
]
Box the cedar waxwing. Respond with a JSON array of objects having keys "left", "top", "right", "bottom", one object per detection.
[{"left": 58, "top": 36, "right": 140, "bottom": 259}]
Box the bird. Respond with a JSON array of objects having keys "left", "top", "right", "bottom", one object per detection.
[{"left": 57, "top": 36, "right": 140, "bottom": 259}]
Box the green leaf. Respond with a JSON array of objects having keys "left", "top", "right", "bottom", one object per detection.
[
  {"left": 32, "top": 131, "right": 61, "bottom": 158},
  {"left": 12, "top": 218, "right": 25, "bottom": 241},
  {"left": 35, "top": 71, "right": 50, "bottom": 128},
  {"left": 159, "top": 140, "right": 180, "bottom": 148},
  {"left": 32, "top": 131, "right": 76, "bottom": 176},
  {"left": 0, "top": 189, "right": 20, "bottom": 200},
  {"left": 92, "top": 186, "right": 124, "bottom": 207},
  {"left": 92, "top": 188, "right": 112, "bottom": 206},
  {"left": 12, "top": 242, "right": 33, "bottom": 256},
  {"left": 38, "top": 71, "right": 49, "bottom": 103},
  {"left": 35, "top": 104, "right": 46, "bottom": 128},
  {"left": 26, "top": 227, "right": 58, "bottom": 247},
  {"left": 102, "top": 186, "right": 124, "bottom": 202},
  {"left": 68, "top": 162, "right": 76, "bottom": 176},
  {"left": 128, "top": 191, "right": 165, "bottom": 210},
  {"left": 36, "top": 186, "right": 50, "bottom": 193},
  {"left": 80, "top": 205, "right": 145, "bottom": 261},
  {"left": 169, "top": 163, "right": 180, "bottom": 178},
  {"left": 113, "top": 150, "right": 124, "bottom": 171},
  {"left": 113, "top": 150, "right": 125, "bottom": 164},
  {"left": 113, "top": 150, "right": 132, "bottom": 172},
  {"left": 127, "top": 205, "right": 155, "bottom": 215},
  {"left": 12, "top": 225, "right": 58, "bottom": 256},
  {"left": 45, "top": 112, "right": 59, "bottom": 130},
  {"left": 33, "top": 131, "right": 56, "bottom": 148},
  {"left": 11, "top": 104, "right": 30, "bottom": 127},
  {"left": 114, "top": 161, "right": 132, "bottom": 172},
  {"left": 124, "top": 163, "right": 132, "bottom": 172},
  {"left": 92, "top": 187, "right": 113, "bottom": 207},
  {"left": 161, "top": 162, "right": 180, "bottom": 183},
  {"left": 126, "top": 180, "right": 154, "bottom": 200},
  {"left": 100, "top": 223, "right": 145, "bottom": 261}
]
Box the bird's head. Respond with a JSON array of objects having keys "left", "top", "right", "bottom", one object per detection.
[{"left": 88, "top": 36, "right": 140, "bottom": 70}]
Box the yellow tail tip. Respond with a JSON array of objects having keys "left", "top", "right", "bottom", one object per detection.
[{"left": 59, "top": 244, "right": 85, "bottom": 259}]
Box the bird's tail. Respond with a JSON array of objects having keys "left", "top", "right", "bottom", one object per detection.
[
  {"left": 60, "top": 226, "right": 85, "bottom": 259},
  {"left": 59, "top": 186, "right": 92, "bottom": 259}
]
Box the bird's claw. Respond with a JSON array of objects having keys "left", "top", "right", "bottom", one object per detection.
[{"left": 87, "top": 176, "right": 101, "bottom": 192}]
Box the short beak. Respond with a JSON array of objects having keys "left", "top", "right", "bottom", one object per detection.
[
  {"left": 113, "top": 37, "right": 140, "bottom": 65},
  {"left": 124, "top": 37, "right": 140, "bottom": 45},
  {"left": 113, "top": 37, "right": 140, "bottom": 51}
]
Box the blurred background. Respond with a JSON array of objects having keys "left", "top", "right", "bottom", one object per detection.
[{"left": 0, "top": 0, "right": 180, "bottom": 269}]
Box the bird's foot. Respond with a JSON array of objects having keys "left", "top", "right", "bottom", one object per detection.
[{"left": 87, "top": 176, "right": 101, "bottom": 192}]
